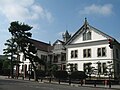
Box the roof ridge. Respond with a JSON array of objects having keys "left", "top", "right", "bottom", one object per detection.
[
  {"left": 65, "top": 18, "right": 115, "bottom": 45},
  {"left": 88, "top": 24, "right": 114, "bottom": 39},
  {"left": 30, "top": 38, "right": 50, "bottom": 45}
]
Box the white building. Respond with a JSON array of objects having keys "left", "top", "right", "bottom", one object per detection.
[
  {"left": 19, "top": 39, "right": 52, "bottom": 77},
  {"left": 65, "top": 18, "right": 120, "bottom": 79},
  {"left": 51, "top": 31, "right": 71, "bottom": 70}
]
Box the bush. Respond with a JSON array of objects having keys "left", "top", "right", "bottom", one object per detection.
[
  {"left": 53, "top": 70, "right": 68, "bottom": 79},
  {"left": 70, "top": 71, "right": 88, "bottom": 80},
  {"left": 37, "top": 70, "right": 45, "bottom": 78},
  {"left": 2, "top": 69, "right": 10, "bottom": 76}
]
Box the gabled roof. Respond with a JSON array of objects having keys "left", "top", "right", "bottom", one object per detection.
[
  {"left": 29, "top": 39, "right": 53, "bottom": 52},
  {"left": 53, "top": 39, "right": 65, "bottom": 46},
  {"left": 65, "top": 18, "right": 114, "bottom": 45}
]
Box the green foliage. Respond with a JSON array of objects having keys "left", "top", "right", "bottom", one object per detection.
[
  {"left": 28, "top": 44, "right": 37, "bottom": 54},
  {"left": 53, "top": 70, "right": 68, "bottom": 79},
  {"left": 37, "top": 70, "right": 46, "bottom": 78},
  {"left": 84, "top": 62, "right": 93, "bottom": 76},
  {"left": 3, "top": 37, "right": 18, "bottom": 78},
  {"left": 2, "top": 59, "right": 10, "bottom": 69},
  {"left": 0, "top": 60, "right": 3, "bottom": 70},
  {"left": 9, "top": 21, "right": 32, "bottom": 34},
  {"left": 3, "top": 38, "right": 17, "bottom": 55},
  {"left": 2, "top": 69, "right": 10, "bottom": 76},
  {"left": 8, "top": 21, "right": 41, "bottom": 81},
  {"left": 70, "top": 71, "right": 88, "bottom": 80},
  {"left": 50, "top": 64, "right": 58, "bottom": 73},
  {"left": 34, "top": 56, "right": 45, "bottom": 65}
]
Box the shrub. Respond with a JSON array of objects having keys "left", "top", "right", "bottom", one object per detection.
[
  {"left": 2, "top": 69, "right": 10, "bottom": 76},
  {"left": 70, "top": 71, "right": 88, "bottom": 80},
  {"left": 53, "top": 70, "right": 68, "bottom": 79},
  {"left": 37, "top": 70, "right": 45, "bottom": 78}
]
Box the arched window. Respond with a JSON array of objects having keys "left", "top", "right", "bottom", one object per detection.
[
  {"left": 83, "top": 30, "right": 91, "bottom": 41},
  {"left": 87, "top": 31, "right": 91, "bottom": 40},
  {"left": 83, "top": 32, "right": 87, "bottom": 41}
]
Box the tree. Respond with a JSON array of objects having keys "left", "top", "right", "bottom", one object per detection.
[
  {"left": 49, "top": 64, "right": 58, "bottom": 76},
  {"left": 96, "top": 61, "right": 102, "bottom": 78},
  {"left": 84, "top": 62, "right": 93, "bottom": 79},
  {"left": 0, "top": 55, "right": 9, "bottom": 75},
  {"left": 3, "top": 38, "right": 18, "bottom": 78},
  {"left": 8, "top": 21, "right": 40, "bottom": 81}
]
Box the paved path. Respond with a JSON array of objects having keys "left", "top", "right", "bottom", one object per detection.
[{"left": 0, "top": 76, "right": 120, "bottom": 90}]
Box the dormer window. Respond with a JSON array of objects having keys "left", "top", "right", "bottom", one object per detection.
[{"left": 83, "top": 30, "right": 91, "bottom": 41}]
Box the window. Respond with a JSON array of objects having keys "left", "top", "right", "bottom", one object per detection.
[
  {"left": 88, "top": 49, "right": 91, "bottom": 57},
  {"left": 22, "top": 55, "right": 26, "bottom": 61},
  {"left": 61, "top": 53, "right": 66, "bottom": 61},
  {"left": 102, "top": 48, "right": 106, "bottom": 56},
  {"left": 53, "top": 54, "right": 58, "bottom": 63},
  {"left": 71, "top": 51, "right": 74, "bottom": 58},
  {"left": 97, "top": 48, "right": 101, "bottom": 57},
  {"left": 21, "top": 65, "right": 24, "bottom": 71},
  {"left": 74, "top": 64, "right": 78, "bottom": 71},
  {"left": 75, "top": 50, "right": 78, "bottom": 58},
  {"left": 83, "top": 49, "right": 91, "bottom": 58},
  {"left": 71, "top": 50, "right": 78, "bottom": 58},
  {"left": 68, "top": 63, "right": 78, "bottom": 71},
  {"left": 83, "top": 32, "right": 86, "bottom": 41},
  {"left": 97, "top": 47, "right": 106, "bottom": 57},
  {"left": 41, "top": 55, "right": 47, "bottom": 64},
  {"left": 62, "top": 64, "right": 66, "bottom": 70},
  {"left": 102, "top": 63, "right": 107, "bottom": 74},
  {"left": 83, "top": 49, "right": 87, "bottom": 57},
  {"left": 83, "top": 63, "right": 86, "bottom": 72},
  {"left": 97, "top": 62, "right": 101, "bottom": 74},
  {"left": 116, "top": 49, "right": 119, "bottom": 59},
  {"left": 83, "top": 62, "right": 92, "bottom": 74},
  {"left": 83, "top": 30, "right": 91, "bottom": 41},
  {"left": 87, "top": 31, "right": 91, "bottom": 40}
]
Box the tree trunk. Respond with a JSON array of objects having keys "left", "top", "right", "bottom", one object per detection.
[
  {"left": 29, "top": 58, "right": 38, "bottom": 81},
  {"left": 10, "top": 55, "right": 14, "bottom": 78},
  {"left": 23, "top": 51, "right": 38, "bottom": 81},
  {"left": 33, "top": 65, "right": 38, "bottom": 81}
]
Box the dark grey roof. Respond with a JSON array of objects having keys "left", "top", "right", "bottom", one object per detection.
[
  {"left": 29, "top": 39, "right": 53, "bottom": 52},
  {"left": 53, "top": 39, "right": 65, "bottom": 46}
]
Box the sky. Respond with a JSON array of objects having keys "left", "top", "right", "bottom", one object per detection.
[{"left": 0, "top": 0, "right": 120, "bottom": 55}]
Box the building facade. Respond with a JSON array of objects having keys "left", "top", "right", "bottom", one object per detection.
[
  {"left": 19, "top": 39, "right": 52, "bottom": 77},
  {"left": 65, "top": 18, "right": 120, "bottom": 79},
  {"left": 19, "top": 18, "right": 120, "bottom": 79},
  {"left": 50, "top": 30, "right": 71, "bottom": 70}
]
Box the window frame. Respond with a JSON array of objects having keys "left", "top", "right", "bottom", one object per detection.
[
  {"left": 97, "top": 47, "right": 106, "bottom": 57},
  {"left": 71, "top": 50, "right": 78, "bottom": 58},
  {"left": 83, "top": 30, "right": 92, "bottom": 41},
  {"left": 83, "top": 49, "right": 91, "bottom": 58}
]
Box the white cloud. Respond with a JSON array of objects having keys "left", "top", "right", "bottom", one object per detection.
[
  {"left": 79, "top": 4, "right": 113, "bottom": 16},
  {"left": 0, "top": 0, "right": 53, "bottom": 22}
]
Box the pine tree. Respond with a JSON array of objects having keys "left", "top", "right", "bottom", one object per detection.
[
  {"left": 8, "top": 21, "right": 39, "bottom": 81},
  {"left": 3, "top": 37, "right": 17, "bottom": 78}
]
